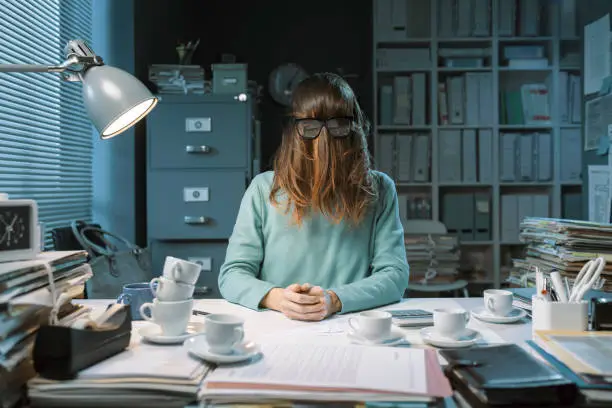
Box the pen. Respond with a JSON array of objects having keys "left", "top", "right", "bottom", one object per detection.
[
  {"left": 192, "top": 309, "right": 210, "bottom": 316},
  {"left": 550, "top": 271, "right": 569, "bottom": 303}
]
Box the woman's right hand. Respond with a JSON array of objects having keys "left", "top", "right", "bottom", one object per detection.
[{"left": 262, "top": 284, "right": 327, "bottom": 321}]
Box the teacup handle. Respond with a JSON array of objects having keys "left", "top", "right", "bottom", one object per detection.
[
  {"left": 139, "top": 302, "right": 155, "bottom": 322},
  {"left": 486, "top": 298, "right": 495, "bottom": 313},
  {"left": 149, "top": 277, "right": 161, "bottom": 295},
  {"left": 116, "top": 293, "right": 131, "bottom": 305},
  {"left": 464, "top": 311, "right": 471, "bottom": 323},
  {"left": 234, "top": 327, "right": 245, "bottom": 344},
  {"left": 170, "top": 263, "right": 182, "bottom": 281},
  {"left": 348, "top": 317, "right": 360, "bottom": 332}
]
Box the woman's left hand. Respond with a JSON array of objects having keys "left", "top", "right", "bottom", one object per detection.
[{"left": 302, "top": 285, "right": 341, "bottom": 320}]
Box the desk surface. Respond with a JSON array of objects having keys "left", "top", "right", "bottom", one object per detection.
[{"left": 81, "top": 297, "right": 532, "bottom": 348}]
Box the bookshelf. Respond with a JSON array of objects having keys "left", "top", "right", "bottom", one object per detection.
[{"left": 372, "top": 0, "right": 583, "bottom": 289}]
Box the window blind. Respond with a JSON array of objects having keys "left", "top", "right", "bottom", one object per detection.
[{"left": 0, "top": 0, "right": 93, "bottom": 248}]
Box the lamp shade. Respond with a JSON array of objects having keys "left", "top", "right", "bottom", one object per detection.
[{"left": 81, "top": 65, "right": 157, "bottom": 139}]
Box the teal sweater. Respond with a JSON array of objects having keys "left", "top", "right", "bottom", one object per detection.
[{"left": 218, "top": 170, "right": 410, "bottom": 313}]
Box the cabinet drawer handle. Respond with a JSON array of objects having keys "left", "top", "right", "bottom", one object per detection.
[
  {"left": 186, "top": 145, "right": 211, "bottom": 154},
  {"left": 184, "top": 216, "right": 209, "bottom": 225},
  {"left": 194, "top": 286, "right": 210, "bottom": 295}
]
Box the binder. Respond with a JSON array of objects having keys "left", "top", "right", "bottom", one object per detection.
[
  {"left": 560, "top": 0, "right": 577, "bottom": 38},
  {"left": 449, "top": 76, "right": 465, "bottom": 124},
  {"left": 375, "top": 0, "right": 394, "bottom": 41},
  {"left": 465, "top": 73, "right": 480, "bottom": 126},
  {"left": 474, "top": 192, "right": 491, "bottom": 240},
  {"left": 393, "top": 76, "right": 412, "bottom": 124},
  {"left": 439, "top": 130, "right": 462, "bottom": 182},
  {"left": 501, "top": 195, "right": 519, "bottom": 242},
  {"left": 398, "top": 193, "right": 409, "bottom": 225},
  {"left": 378, "top": 134, "right": 395, "bottom": 178},
  {"left": 535, "top": 132, "right": 552, "bottom": 181},
  {"left": 411, "top": 73, "right": 427, "bottom": 126},
  {"left": 462, "top": 129, "right": 478, "bottom": 182},
  {"left": 471, "top": 0, "right": 491, "bottom": 36},
  {"left": 498, "top": 0, "right": 516, "bottom": 36},
  {"left": 478, "top": 73, "right": 493, "bottom": 126},
  {"left": 532, "top": 194, "right": 550, "bottom": 218},
  {"left": 519, "top": 0, "right": 540, "bottom": 36},
  {"left": 412, "top": 134, "right": 430, "bottom": 182},
  {"left": 439, "top": 0, "right": 455, "bottom": 37},
  {"left": 391, "top": 0, "right": 408, "bottom": 40},
  {"left": 517, "top": 194, "right": 533, "bottom": 226},
  {"left": 459, "top": 193, "right": 476, "bottom": 241},
  {"left": 558, "top": 72, "right": 569, "bottom": 124},
  {"left": 499, "top": 133, "right": 516, "bottom": 181},
  {"left": 517, "top": 133, "right": 534, "bottom": 181},
  {"left": 379, "top": 85, "right": 394, "bottom": 126},
  {"left": 478, "top": 129, "right": 493, "bottom": 183},
  {"left": 396, "top": 135, "right": 413, "bottom": 182},
  {"left": 456, "top": 0, "right": 473, "bottom": 37},
  {"left": 560, "top": 128, "right": 581, "bottom": 182}
]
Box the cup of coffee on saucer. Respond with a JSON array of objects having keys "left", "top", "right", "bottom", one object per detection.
[
  {"left": 138, "top": 298, "right": 202, "bottom": 344},
  {"left": 420, "top": 308, "right": 480, "bottom": 348},
  {"left": 470, "top": 289, "right": 527, "bottom": 324},
  {"left": 204, "top": 314, "right": 246, "bottom": 355},
  {"left": 347, "top": 310, "right": 404, "bottom": 346}
]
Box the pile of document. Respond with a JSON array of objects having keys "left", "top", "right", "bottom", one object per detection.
[
  {"left": 1, "top": 251, "right": 91, "bottom": 407},
  {"left": 512, "top": 218, "right": 612, "bottom": 291},
  {"left": 404, "top": 234, "right": 460, "bottom": 284},
  {"left": 28, "top": 340, "right": 210, "bottom": 408},
  {"left": 199, "top": 343, "right": 452, "bottom": 405},
  {"left": 149, "top": 64, "right": 206, "bottom": 95}
]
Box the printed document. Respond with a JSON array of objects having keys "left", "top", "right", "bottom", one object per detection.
[
  {"left": 588, "top": 165, "right": 611, "bottom": 223},
  {"left": 584, "top": 14, "right": 611, "bottom": 95},
  {"left": 207, "top": 343, "right": 427, "bottom": 395}
]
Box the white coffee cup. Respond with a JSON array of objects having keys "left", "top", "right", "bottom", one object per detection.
[
  {"left": 204, "top": 314, "right": 245, "bottom": 355},
  {"left": 163, "top": 256, "right": 202, "bottom": 285},
  {"left": 139, "top": 298, "right": 193, "bottom": 336},
  {"left": 348, "top": 310, "right": 392, "bottom": 341},
  {"left": 433, "top": 308, "right": 469, "bottom": 339},
  {"left": 150, "top": 276, "right": 195, "bottom": 301},
  {"left": 484, "top": 289, "right": 514, "bottom": 317}
]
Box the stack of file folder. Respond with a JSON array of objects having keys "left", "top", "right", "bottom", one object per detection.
[
  {"left": 404, "top": 234, "right": 461, "bottom": 284},
  {"left": 28, "top": 340, "right": 209, "bottom": 408},
  {"left": 149, "top": 64, "right": 206, "bottom": 95},
  {"left": 0, "top": 251, "right": 91, "bottom": 407},
  {"left": 513, "top": 218, "right": 612, "bottom": 291}
]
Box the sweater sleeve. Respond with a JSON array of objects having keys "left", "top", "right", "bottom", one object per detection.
[
  {"left": 218, "top": 177, "right": 276, "bottom": 310},
  {"left": 329, "top": 174, "right": 410, "bottom": 313}
]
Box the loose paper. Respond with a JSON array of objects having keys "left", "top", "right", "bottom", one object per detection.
[
  {"left": 584, "top": 14, "right": 611, "bottom": 95},
  {"left": 588, "top": 165, "right": 611, "bottom": 223}
]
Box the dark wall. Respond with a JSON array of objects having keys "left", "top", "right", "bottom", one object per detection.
[
  {"left": 134, "top": 0, "right": 373, "bottom": 168},
  {"left": 133, "top": 0, "right": 373, "bottom": 243},
  {"left": 579, "top": 0, "right": 611, "bottom": 220}
]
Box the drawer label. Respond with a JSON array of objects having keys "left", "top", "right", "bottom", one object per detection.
[
  {"left": 184, "top": 187, "right": 209, "bottom": 202},
  {"left": 188, "top": 257, "right": 212, "bottom": 272},
  {"left": 185, "top": 117, "right": 211, "bottom": 132}
]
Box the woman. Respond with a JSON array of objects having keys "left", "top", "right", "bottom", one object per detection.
[{"left": 218, "top": 72, "right": 409, "bottom": 321}]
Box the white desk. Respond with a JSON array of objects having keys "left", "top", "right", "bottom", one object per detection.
[
  {"left": 75, "top": 297, "right": 532, "bottom": 407},
  {"left": 81, "top": 297, "right": 531, "bottom": 349}
]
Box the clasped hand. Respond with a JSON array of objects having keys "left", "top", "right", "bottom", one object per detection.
[{"left": 270, "top": 283, "right": 336, "bottom": 321}]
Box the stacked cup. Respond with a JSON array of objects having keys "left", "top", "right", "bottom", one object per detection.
[{"left": 139, "top": 256, "right": 202, "bottom": 337}]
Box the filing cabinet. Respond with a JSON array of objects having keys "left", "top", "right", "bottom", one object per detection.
[{"left": 146, "top": 94, "right": 256, "bottom": 298}]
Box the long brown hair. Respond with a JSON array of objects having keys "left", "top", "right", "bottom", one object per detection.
[{"left": 270, "top": 72, "right": 376, "bottom": 225}]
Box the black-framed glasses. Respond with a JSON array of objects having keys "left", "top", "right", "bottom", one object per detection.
[{"left": 294, "top": 117, "right": 354, "bottom": 140}]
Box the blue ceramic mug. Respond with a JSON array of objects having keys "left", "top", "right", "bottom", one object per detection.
[{"left": 116, "top": 282, "right": 154, "bottom": 321}]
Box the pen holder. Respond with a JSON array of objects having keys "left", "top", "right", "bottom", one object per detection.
[{"left": 531, "top": 296, "right": 588, "bottom": 334}]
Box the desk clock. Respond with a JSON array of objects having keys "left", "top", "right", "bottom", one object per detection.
[{"left": 0, "top": 193, "right": 39, "bottom": 262}]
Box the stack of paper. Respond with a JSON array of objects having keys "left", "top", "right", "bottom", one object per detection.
[
  {"left": 404, "top": 234, "right": 461, "bottom": 284},
  {"left": 149, "top": 64, "right": 206, "bottom": 95},
  {"left": 0, "top": 251, "right": 90, "bottom": 407},
  {"left": 199, "top": 343, "right": 452, "bottom": 405},
  {"left": 512, "top": 218, "right": 612, "bottom": 291},
  {"left": 28, "top": 341, "right": 210, "bottom": 408}
]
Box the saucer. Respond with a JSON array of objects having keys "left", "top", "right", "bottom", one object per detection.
[
  {"left": 347, "top": 326, "right": 406, "bottom": 347},
  {"left": 471, "top": 307, "right": 527, "bottom": 324},
  {"left": 184, "top": 336, "right": 261, "bottom": 364},
  {"left": 139, "top": 321, "right": 205, "bottom": 345},
  {"left": 420, "top": 327, "right": 480, "bottom": 348}
]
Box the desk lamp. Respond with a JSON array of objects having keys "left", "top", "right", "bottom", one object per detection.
[{"left": 0, "top": 39, "right": 157, "bottom": 138}]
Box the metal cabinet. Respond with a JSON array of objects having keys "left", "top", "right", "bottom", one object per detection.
[{"left": 147, "top": 94, "right": 255, "bottom": 298}]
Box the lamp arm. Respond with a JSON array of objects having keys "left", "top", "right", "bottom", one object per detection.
[{"left": 0, "top": 55, "right": 87, "bottom": 74}]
